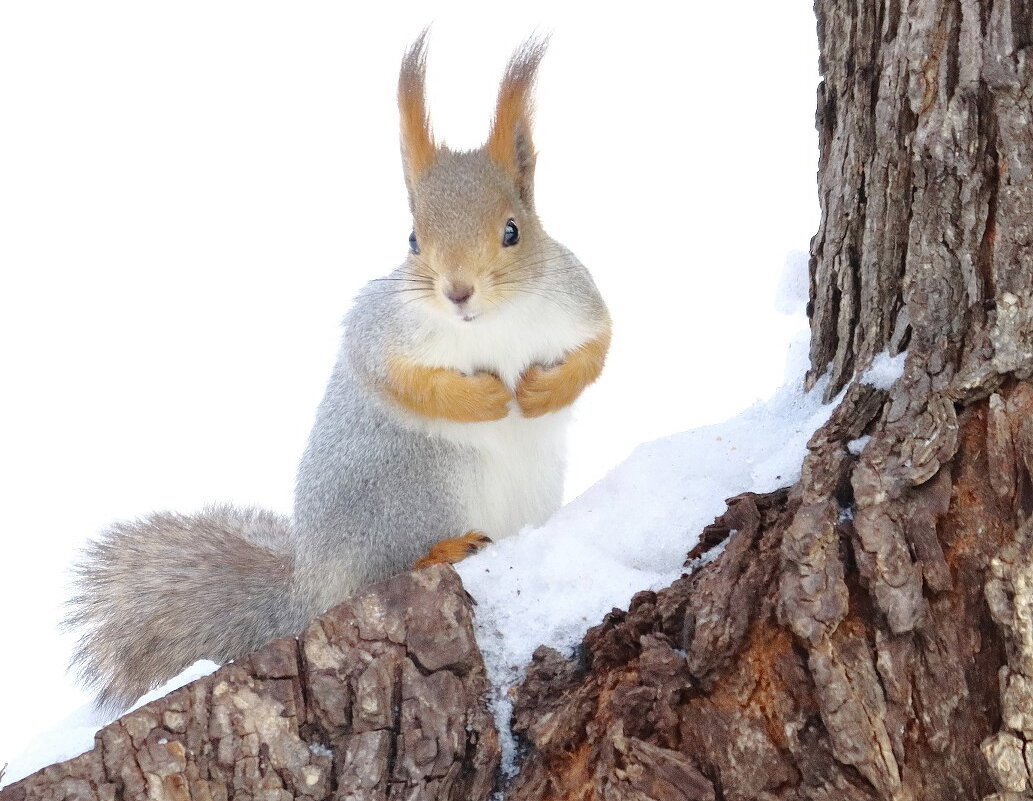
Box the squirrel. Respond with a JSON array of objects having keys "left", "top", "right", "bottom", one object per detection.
[{"left": 66, "top": 33, "right": 611, "bottom": 713}]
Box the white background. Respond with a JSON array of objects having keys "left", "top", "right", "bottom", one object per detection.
[{"left": 0, "top": 2, "right": 819, "bottom": 765}]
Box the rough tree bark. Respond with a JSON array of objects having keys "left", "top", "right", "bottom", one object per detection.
[{"left": 500, "top": 2, "right": 1033, "bottom": 800}]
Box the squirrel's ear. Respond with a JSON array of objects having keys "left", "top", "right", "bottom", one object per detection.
[
  {"left": 486, "top": 37, "right": 548, "bottom": 208},
  {"left": 398, "top": 31, "right": 436, "bottom": 203}
]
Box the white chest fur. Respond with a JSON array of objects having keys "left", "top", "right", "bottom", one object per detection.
[
  {"left": 412, "top": 292, "right": 594, "bottom": 386},
  {"left": 453, "top": 409, "right": 570, "bottom": 538},
  {"left": 403, "top": 293, "right": 593, "bottom": 538}
]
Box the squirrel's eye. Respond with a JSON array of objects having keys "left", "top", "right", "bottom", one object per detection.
[
  {"left": 408, "top": 230, "right": 420, "bottom": 255},
  {"left": 502, "top": 219, "right": 519, "bottom": 247}
]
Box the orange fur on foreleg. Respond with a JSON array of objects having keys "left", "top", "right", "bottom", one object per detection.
[
  {"left": 414, "top": 531, "right": 493, "bottom": 568},
  {"left": 516, "top": 326, "right": 611, "bottom": 418},
  {"left": 385, "top": 355, "right": 512, "bottom": 422}
]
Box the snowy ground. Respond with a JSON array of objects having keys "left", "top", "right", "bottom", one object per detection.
[{"left": 0, "top": 1, "right": 820, "bottom": 783}]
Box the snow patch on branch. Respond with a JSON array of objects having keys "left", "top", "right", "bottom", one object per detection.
[{"left": 861, "top": 351, "right": 907, "bottom": 390}]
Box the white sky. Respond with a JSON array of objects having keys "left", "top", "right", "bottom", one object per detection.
[{"left": 0, "top": 2, "right": 819, "bottom": 765}]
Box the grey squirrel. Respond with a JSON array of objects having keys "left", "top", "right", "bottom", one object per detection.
[{"left": 67, "top": 34, "right": 611, "bottom": 712}]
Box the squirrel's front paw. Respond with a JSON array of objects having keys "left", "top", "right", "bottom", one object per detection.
[
  {"left": 516, "top": 362, "right": 576, "bottom": 418},
  {"left": 466, "top": 371, "right": 513, "bottom": 421},
  {"left": 516, "top": 332, "right": 610, "bottom": 418},
  {"left": 385, "top": 357, "right": 512, "bottom": 422}
]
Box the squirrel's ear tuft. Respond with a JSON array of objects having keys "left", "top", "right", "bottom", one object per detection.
[
  {"left": 398, "top": 30, "right": 436, "bottom": 202},
  {"left": 486, "top": 37, "right": 549, "bottom": 208}
]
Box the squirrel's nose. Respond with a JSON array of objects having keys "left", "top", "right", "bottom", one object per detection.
[{"left": 444, "top": 283, "right": 474, "bottom": 306}]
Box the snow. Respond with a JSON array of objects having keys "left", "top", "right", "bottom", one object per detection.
[
  {"left": 848, "top": 434, "right": 872, "bottom": 456},
  {"left": 862, "top": 351, "right": 907, "bottom": 390},
  {"left": 775, "top": 250, "right": 811, "bottom": 315},
  {"left": 127, "top": 660, "right": 220, "bottom": 712},
  {"left": 0, "top": 705, "right": 104, "bottom": 785}
]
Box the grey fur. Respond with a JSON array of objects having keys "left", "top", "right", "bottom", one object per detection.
[
  {"left": 67, "top": 37, "right": 608, "bottom": 713},
  {"left": 67, "top": 506, "right": 300, "bottom": 711}
]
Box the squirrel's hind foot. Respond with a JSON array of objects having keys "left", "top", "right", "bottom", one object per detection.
[{"left": 414, "top": 531, "right": 492, "bottom": 568}]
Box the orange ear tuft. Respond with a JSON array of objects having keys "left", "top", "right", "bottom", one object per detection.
[
  {"left": 486, "top": 37, "right": 549, "bottom": 207},
  {"left": 398, "top": 30, "right": 436, "bottom": 199}
]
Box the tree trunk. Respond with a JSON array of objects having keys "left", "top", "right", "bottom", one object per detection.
[{"left": 505, "top": 2, "right": 1033, "bottom": 799}]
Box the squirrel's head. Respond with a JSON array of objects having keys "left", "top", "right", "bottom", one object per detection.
[{"left": 397, "top": 33, "right": 551, "bottom": 323}]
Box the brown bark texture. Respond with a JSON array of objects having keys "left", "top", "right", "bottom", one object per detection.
[
  {"left": 0, "top": 565, "right": 499, "bottom": 801},
  {"left": 503, "top": 1, "right": 1033, "bottom": 800}
]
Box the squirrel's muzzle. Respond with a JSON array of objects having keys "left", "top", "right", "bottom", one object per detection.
[{"left": 444, "top": 282, "right": 475, "bottom": 306}]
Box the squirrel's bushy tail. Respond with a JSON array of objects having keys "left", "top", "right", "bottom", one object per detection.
[{"left": 66, "top": 505, "right": 300, "bottom": 712}]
